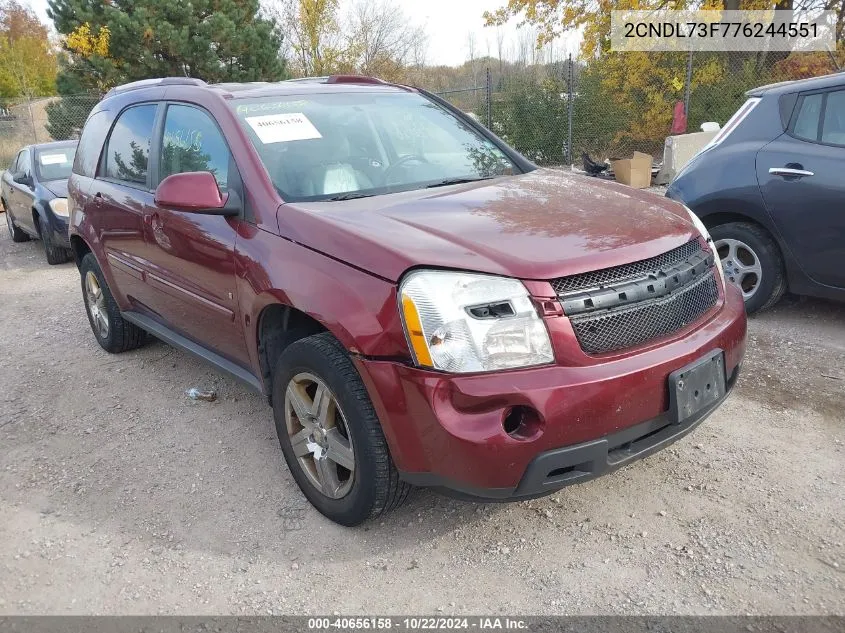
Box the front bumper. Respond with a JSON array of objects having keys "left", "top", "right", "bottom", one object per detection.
[
  {"left": 45, "top": 209, "right": 70, "bottom": 248},
  {"left": 354, "top": 285, "right": 747, "bottom": 500},
  {"left": 405, "top": 366, "right": 737, "bottom": 500}
]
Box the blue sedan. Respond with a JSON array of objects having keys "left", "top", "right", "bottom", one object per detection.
[{"left": 2, "top": 140, "right": 78, "bottom": 264}]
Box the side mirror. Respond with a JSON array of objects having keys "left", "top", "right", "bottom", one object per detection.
[
  {"left": 12, "top": 171, "right": 31, "bottom": 187},
  {"left": 154, "top": 171, "right": 240, "bottom": 216}
]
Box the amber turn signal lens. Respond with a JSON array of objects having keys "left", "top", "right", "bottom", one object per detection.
[{"left": 401, "top": 293, "right": 434, "bottom": 368}]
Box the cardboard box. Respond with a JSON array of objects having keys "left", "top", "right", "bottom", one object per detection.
[{"left": 610, "top": 151, "right": 653, "bottom": 188}]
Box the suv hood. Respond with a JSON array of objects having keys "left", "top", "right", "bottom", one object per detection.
[{"left": 279, "top": 168, "right": 698, "bottom": 283}]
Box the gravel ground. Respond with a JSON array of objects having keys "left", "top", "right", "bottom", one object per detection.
[{"left": 0, "top": 213, "right": 843, "bottom": 615}]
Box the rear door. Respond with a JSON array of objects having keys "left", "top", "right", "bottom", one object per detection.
[
  {"left": 9, "top": 148, "right": 36, "bottom": 232},
  {"left": 90, "top": 102, "right": 161, "bottom": 310},
  {"left": 1, "top": 151, "right": 24, "bottom": 218},
  {"left": 756, "top": 88, "right": 845, "bottom": 288},
  {"left": 142, "top": 102, "right": 248, "bottom": 365}
]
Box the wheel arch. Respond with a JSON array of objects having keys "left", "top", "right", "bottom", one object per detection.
[
  {"left": 31, "top": 206, "right": 43, "bottom": 237},
  {"left": 256, "top": 302, "right": 330, "bottom": 402},
  {"left": 69, "top": 234, "right": 93, "bottom": 268},
  {"left": 695, "top": 205, "right": 790, "bottom": 271}
]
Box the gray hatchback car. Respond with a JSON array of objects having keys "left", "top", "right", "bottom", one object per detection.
[{"left": 667, "top": 73, "right": 845, "bottom": 314}]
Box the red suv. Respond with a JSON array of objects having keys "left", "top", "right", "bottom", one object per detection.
[{"left": 68, "top": 76, "right": 746, "bottom": 526}]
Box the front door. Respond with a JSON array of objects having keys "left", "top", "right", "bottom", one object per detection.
[
  {"left": 143, "top": 103, "right": 248, "bottom": 365},
  {"left": 756, "top": 88, "right": 845, "bottom": 289}
]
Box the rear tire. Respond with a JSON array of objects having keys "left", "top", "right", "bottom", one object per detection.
[
  {"left": 272, "top": 332, "right": 410, "bottom": 526},
  {"left": 710, "top": 221, "right": 786, "bottom": 315},
  {"left": 79, "top": 252, "right": 146, "bottom": 353},
  {"left": 3, "top": 203, "right": 29, "bottom": 243}
]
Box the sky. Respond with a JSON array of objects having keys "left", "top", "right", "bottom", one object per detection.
[{"left": 23, "top": 0, "right": 579, "bottom": 67}]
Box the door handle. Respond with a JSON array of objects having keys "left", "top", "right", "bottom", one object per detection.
[
  {"left": 92, "top": 192, "right": 104, "bottom": 206},
  {"left": 769, "top": 167, "right": 814, "bottom": 178},
  {"left": 147, "top": 212, "right": 163, "bottom": 230}
]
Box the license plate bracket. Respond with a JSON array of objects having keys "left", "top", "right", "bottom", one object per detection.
[{"left": 668, "top": 349, "right": 726, "bottom": 424}]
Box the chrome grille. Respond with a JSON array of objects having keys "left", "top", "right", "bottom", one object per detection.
[
  {"left": 551, "top": 240, "right": 702, "bottom": 295},
  {"left": 569, "top": 272, "right": 719, "bottom": 354}
]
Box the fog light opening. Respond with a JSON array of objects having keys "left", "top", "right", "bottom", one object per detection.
[{"left": 502, "top": 406, "right": 543, "bottom": 439}]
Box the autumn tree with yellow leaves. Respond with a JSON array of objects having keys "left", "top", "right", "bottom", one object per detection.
[
  {"left": 485, "top": 0, "right": 845, "bottom": 154},
  {"left": 0, "top": 1, "right": 57, "bottom": 100}
]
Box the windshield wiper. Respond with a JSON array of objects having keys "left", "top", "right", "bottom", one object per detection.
[
  {"left": 423, "top": 176, "right": 495, "bottom": 189},
  {"left": 324, "top": 191, "right": 376, "bottom": 201}
]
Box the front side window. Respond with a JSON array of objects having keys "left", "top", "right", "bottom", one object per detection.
[
  {"left": 230, "top": 92, "right": 516, "bottom": 202},
  {"left": 821, "top": 90, "right": 845, "bottom": 145},
  {"left": 15, "top": 149, "right": 30, "bottom": 176},
  {"left": 35, "top": 146, "right": 76, "bottom": 181},
  {"left": 792, "top": 93, "right": 823, "bottom": 141},
  {"left": 160, "top": 104, "right": 230, "bottom": 190},
  {"left": 104, "top": 104, "right": 157, "bottom": 186}
]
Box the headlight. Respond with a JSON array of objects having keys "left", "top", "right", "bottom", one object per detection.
[
  {"left": 685, "top": 206, "right": 725, "bottom": 290},
  {"left": 49, "top": 198, "right": 69, "bottom": 217},
  {"left": 399, "top": 270, "right": 554, "bottom": 373}
]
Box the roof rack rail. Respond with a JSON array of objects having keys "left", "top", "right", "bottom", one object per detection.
[
  {"left": 283, "top": 76, "right": 331, "bottom": 83},
  {"left": 326, "top": 75, "right": 387, "bottom": 85},
  {"left": 105, "top": 77, "right": 207, "bottom": 97},
  {"left": 282, "top": 75, "right": 389, "bottom": 85}
]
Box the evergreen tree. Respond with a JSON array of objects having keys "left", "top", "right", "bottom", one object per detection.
[{"left": 46, "top": 0, "right": 288, "bottom": 137}]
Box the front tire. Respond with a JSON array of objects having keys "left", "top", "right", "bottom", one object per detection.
[
  {"left": 79, "top": 253, "right": 146, "bottom": 353},
  {"left": 272, "top": 332, "right": 410, "bottom": 526},
  {"left": 41, "top": 224, "right": 71, "bottom": 265},
  {"left": 710, "top": 221, "right": 786, "bottom": 315}
]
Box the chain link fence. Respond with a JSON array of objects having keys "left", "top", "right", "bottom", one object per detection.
[
  {"left": 0, "top": 94, "right": 100, "bottom": 168},
  {"left": 0, "top": 52, "right": 840, "bottom": 173},
  {"left": 433, "top": 51, "right": 843, "bottom": 169}
]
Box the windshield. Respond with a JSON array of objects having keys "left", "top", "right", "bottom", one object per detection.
[
  {"left": 34, "top": 146, "right": 76, "bottom": 181},
  {"left": 231, "top": 91, "right": 517, "bottom": 202}
]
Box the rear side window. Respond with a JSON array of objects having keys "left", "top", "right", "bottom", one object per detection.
[
  {"left": 103, "top": 104, "right": 157, "bottom": 187},
  {"left": 74, "top": 111, "right": 111, "bottom": 178},
  {"left": 159, "top": 104, "right": 230, "bottom": 190},
  {"left": 820, "top": 90, "right": 845, "bottom": 146},
  {"left": 792, "top": 93, "right": 823, "bottom": 141}
]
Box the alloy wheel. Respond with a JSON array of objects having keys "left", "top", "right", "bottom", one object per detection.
[
  {"left": 284, "top": 372, "right": 355, "bottom": 499},
  {"left": 85, "top": 271, "right": 109, "bottom": 339},
  {"left": 715, "top": 238, "right": 762, "bottom": 300}
]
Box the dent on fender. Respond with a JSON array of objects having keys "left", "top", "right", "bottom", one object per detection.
[{"left": 233, "top": 222, "right": 410, "bottom": 369}]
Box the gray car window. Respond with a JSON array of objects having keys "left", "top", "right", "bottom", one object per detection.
[
  {"left": 821, "top": 90, "right": 845, "bottom": 146},
  {"left": 792, "top": 93, "right": 823, "bottom": 141},
  {"left": 15, "top": 149, "right": 30, "bottom": 176}
]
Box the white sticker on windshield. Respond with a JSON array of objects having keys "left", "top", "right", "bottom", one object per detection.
[
  {"left": 244, "top": 112, "right": 322, "bottom": 144},
  {"left": 39, "top": 153, "right": 69, "bottom": 165}
]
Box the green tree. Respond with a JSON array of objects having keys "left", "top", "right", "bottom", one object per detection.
[
  {"left": 45, "top": 0, "right": 288, "bottom": 139},
  {"left": 491, "top": 74, "right": 569, "bottom": 165},
  {"left": 48, "top": 0, "right": 287, "bottom": 88}
]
